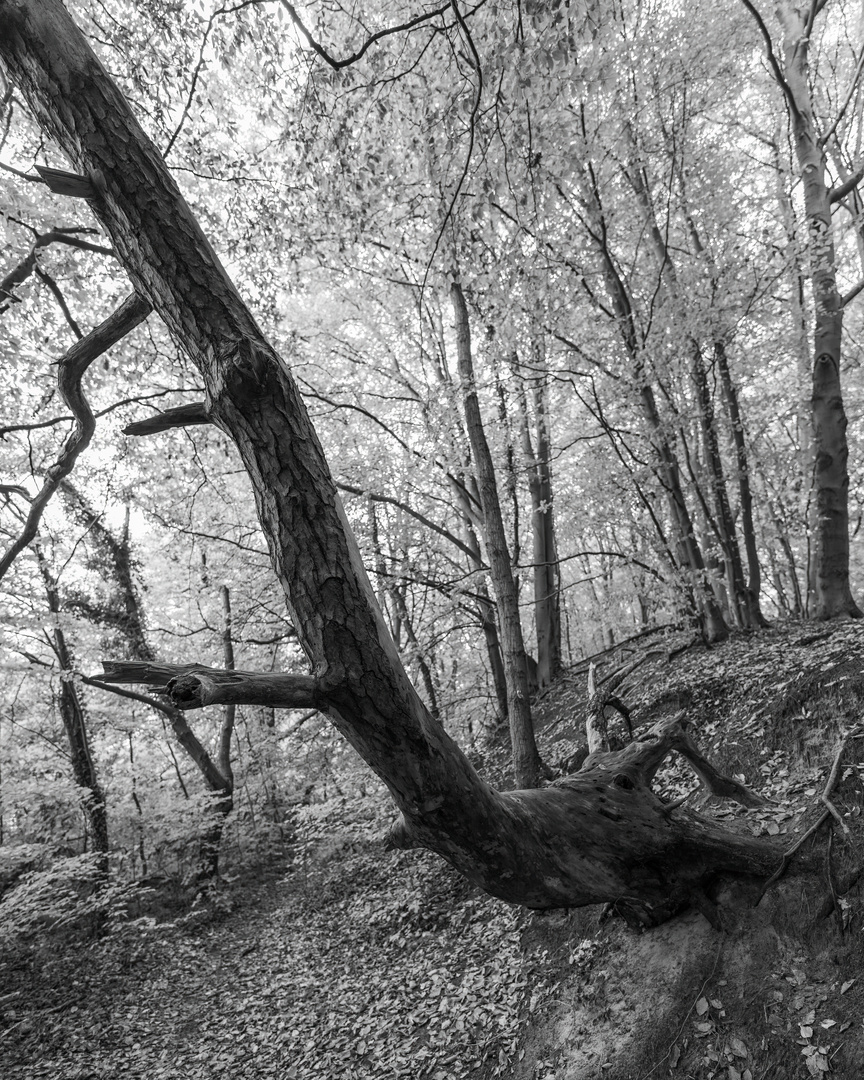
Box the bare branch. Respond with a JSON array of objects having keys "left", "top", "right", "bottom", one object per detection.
[
  {"left": 820, "top": 48, "right": 864, "bottom": 147},
  {"left": 828, "top": 166, "right": 864, "bottom": 204},
  {"left": 99, "top": 659, "right": 321, "bottom": 711},
  {"left": 841, "top": 278, "right": 864, "bottom": 307},
  {"left": 737, "top": 0, "right": 802, "bottom": 121},
  {"left": 1, "top": 226, "right": 113, "bottom": 312},
  {"left": 0, "top": 292, "right": 152, "bottom": 581},
  {"left": 337, "top": 481, "right": 478, "bottom": 561},
  {"left": 123, "top": 401, "right": 210, "bottom": 435},
  {"left": 279, "top": 0, "right": 451, "bottom": 70},
  {"left": 34, "top": 163, "right": 97, "bottom": 197},
  {"left": 84, "top": 674, "right": 230, "bottom": 791}
]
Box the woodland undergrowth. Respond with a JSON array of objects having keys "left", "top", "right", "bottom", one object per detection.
[{"left": 2, "top": 621, "right": 864, "bottom": 1080}]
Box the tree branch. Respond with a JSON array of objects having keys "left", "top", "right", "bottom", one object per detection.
[
  {"left": 337, "top": 481, "right": 479, "bottom": 562},
  {"left": 737, "top": 0, "right": 802, "bottom": 121},
  {"left": 1, "top": 226, "right": 111, "bottom": 312},
  {"left": 0, "top": 292, "right": 152, "bottom": 581},
  {"left": 83, "top": 674, "right": 230, "bottom": 790},
  {"left": 819, "top": 48, "right": 864, "bottom": 147},
  {"left": 99, "top": 659, "right": 322, "bottom": 711},
  {"left": 123, "top": 401, "right": 210, "bottom": 435},
  {"left": 841, "top": 278, "right": 864, "bottom": 307},
  {"left": 828, "top": 166, "right": 864, "bottom": 204},
  {"left": 279, "top": 0, "right": 451, "bottom": 70},
  {"left": 577, "top": 714, "right": 767, "bottom": 808}
]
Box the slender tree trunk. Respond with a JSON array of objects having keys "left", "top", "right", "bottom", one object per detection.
[
  {"left": 690, "top": 346, "right": 743, "bottom": 623},
  {"left": 579, "top": 167, "right": 728, "bottom": 641},
  {"left": 712, "top": 342, "right": 769, "bottom": 627},
  {"left": 771, "top": 132, "right": 818, "bottom": 612},
  {"left": 776, "top": 0, "right": 862, "bottom": 620},
  {"left": 38, "top": 552, "right": 108, "bottom": 871},
  {"left": 448, "top": 479, "right": 510, "bottom": 722},
  {"left": 675, "top": 161, "right": 769, "bottom": 629},
  {"left": 67, "top": 485, "right": 234, "bottom": 873},
  {"left": 451, "top": 282, "right": 542, "bottom": 787},
  {"left": 515, "top": 370, "right": 562, "bottom": 686}
]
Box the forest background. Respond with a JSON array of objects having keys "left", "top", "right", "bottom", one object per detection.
[{"left": 3, "top": 0, "right": 864, "bottom": 1074}]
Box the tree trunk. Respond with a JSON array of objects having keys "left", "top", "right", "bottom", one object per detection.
[
  {"left": 67, "top": 487, "right": 234, "bottom": 874},
  {"left": 579, "top": 167, "right": 728, "bottom": 641},
  {"left": 447, "top": 479, "right": 510, "bottom": 723},
  {"left": 712, "top": 343, "right": 769, "bottom": 627},
  {"left": 776, "top": 0, "right": 862, "bottom": 620},
  {"left": 515, "top": 367, "right": 562, "bottom": 688},
  {"left": 0, "top": 0, "right": 814, "bottom": 923},
  {"left": 450, "top": 283, "right": 543, "bottom": 787},
  {"left": 38, "top": 551, "right": 108, "bottom": 871}
]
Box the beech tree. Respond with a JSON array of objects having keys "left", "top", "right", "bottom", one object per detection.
[
  {"left": 742, "top": 0, "right": 864, "bottom": 620},
  {"left": 0, "top": 0, "right": 824, "bottom": 925}
]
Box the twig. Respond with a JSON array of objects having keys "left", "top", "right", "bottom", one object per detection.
[
  {"left": 756, "top": 732, "right": 853, "bottom": 903},
  {"left": 822, "top": 731, "right": 851, "bottom": 834}
]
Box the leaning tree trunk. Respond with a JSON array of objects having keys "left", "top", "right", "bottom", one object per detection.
[
  {"left": 776, "top": 0, "right": 862, "bottom": 620},
  {"left": 0, "top": 0, "right": 813, "bottom": 925}
]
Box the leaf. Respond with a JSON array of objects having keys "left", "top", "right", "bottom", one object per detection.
[
  {"left": 728, "top": 1036, "right": 748, "bottom": 1058},
  {"left": 819, "top": 1019, "right": 836, "bottom": 1029},
  {"left": 695, "top": 997, "right": 709, "bottom": 1015},
  {"left": 669, "top": 1044, "right": 681, "bottom": 1068},
  {"left": 841, "top": 979, "right": 856, "bottom": 994},
  {"left": 800, "top": 1026, "right": 813, "bottom": 1039}
]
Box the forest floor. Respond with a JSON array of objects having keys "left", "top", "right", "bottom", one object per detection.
[{"left": 2, "top": 620, "right": 864, "bottom": 1079}]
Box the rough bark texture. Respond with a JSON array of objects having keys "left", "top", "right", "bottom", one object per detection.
[
  {"left": 451, "top": 282, "right": 543, "bottom": 787},
  {"left": 776, "top": 0, "right": 862, "bottom": 620},
  {"left": 0, "top": 0, "right": 812, "bottom": 922}
]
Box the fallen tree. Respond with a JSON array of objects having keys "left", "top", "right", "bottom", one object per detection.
[{"left": 0, "top": 0, "right": 812, "bottom": 927}]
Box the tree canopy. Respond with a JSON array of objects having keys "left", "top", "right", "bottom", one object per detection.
[{"left": 2, "top": 0, "right": 864, "bottom": 925}]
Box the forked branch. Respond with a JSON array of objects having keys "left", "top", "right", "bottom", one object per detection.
[{"left": 0, "top": 292, "right": 152, "bottom": 581}]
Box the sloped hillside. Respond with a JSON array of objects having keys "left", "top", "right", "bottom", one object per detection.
[
  {"left": 2, "top": 622, "right": 864, "bottom": 1080},
  {"left": 515, "top": 621, "right": 864, "bottom": 1080}
]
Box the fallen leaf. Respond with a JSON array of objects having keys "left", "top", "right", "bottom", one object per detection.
[
  {"left": 695, "top": 997, "right": 709, "bottom": 1016},
  {"left": 841, "top": 979, "right": 856, "bottom": 994}
]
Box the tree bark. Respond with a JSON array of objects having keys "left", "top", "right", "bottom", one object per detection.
[
  {"left": 451, "top": 282, "right": 543, "bottom": 787},
  {"left": 37, "top": 551, "right": 108, "bottom": 870},
  {"left": 515, "top": 367, "right": 562, "bottom": 688},
  {"left": 775, "top": 0, "right": 862, "bottom": 620},
  {"left": 0, "top": 0, "right": 814, "bottom": 922}
]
